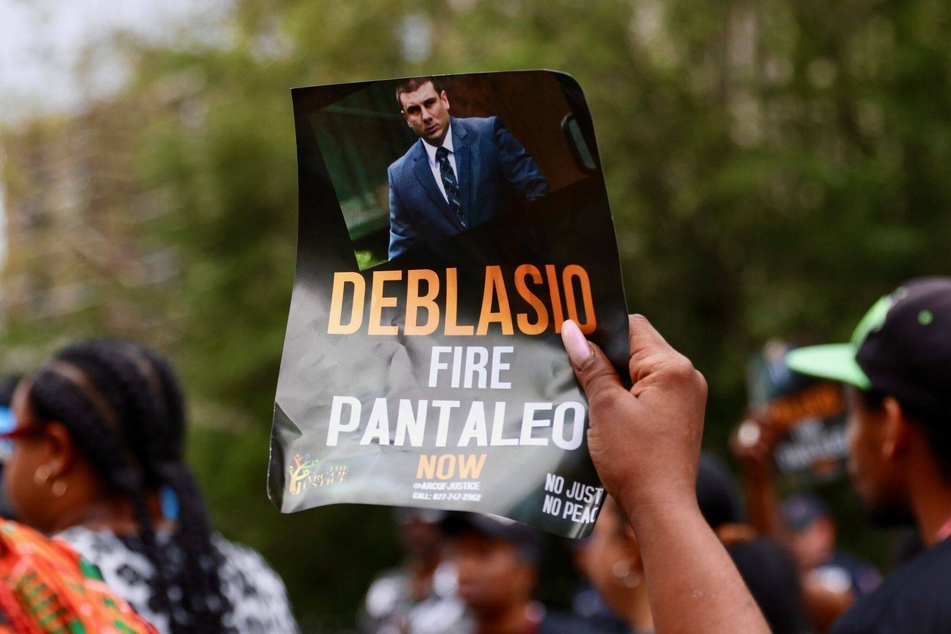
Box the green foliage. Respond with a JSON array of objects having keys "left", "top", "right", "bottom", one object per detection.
[{"left": 5, "top": 0, "right": 951, "bottom": 629}]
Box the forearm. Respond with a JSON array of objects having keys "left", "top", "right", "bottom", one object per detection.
[
  {"left": 624, "top": 500, "right": 770, "bottom": 634},
  {"left": 744, "top": 470, "right": 780, "bottom": 536},
  {"left": 732, "top": 418, "right": 782, "bottom": 535},
  {"left": 564, "top": 316, "right": 770, "bottom": 634}
]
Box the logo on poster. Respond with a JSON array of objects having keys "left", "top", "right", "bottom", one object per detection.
[{"left": 287, "top": 453, "right": 349, "bottom": 496}]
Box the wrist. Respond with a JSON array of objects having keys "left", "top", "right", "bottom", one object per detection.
[{"left": 615, "top": 483, "right": 701, "bottom": 537}]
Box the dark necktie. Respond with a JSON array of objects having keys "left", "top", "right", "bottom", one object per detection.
[{"left": 436, "top": 147, "right": 464, "bottom": 223}]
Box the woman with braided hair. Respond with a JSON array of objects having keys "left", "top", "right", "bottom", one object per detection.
[{"left": 0, "top": 339, "right": 299, "bottom": 633}]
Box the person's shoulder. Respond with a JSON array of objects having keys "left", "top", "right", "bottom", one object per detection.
[
  {"left": 884, "top": 536, "right": 951, "bottom": 580},
  {"left": 832, "top": 539, "right": 951, "bottom": 633},
  {"left": 55, "top": 525, "right": 132, "bottom": 560},
  {"left": 389, "top": 139, "right": 423, "bottom": 174},
  {"left": 212, "top": 533, "right": 284, "bottom": 585},
  {"left": 826, "top": 552, "right": 882, "bottom": 596},
  {"left": 0, "top": 521, "right": 160, "bottom": 634},
  {"left": 453, "top": 116, "right": 500, "bottom": 135}
]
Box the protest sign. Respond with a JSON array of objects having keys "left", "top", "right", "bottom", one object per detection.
[
  {"left": 746, "top": 340, "right": 848, "bottom": 484},
  {"left": 267, "top": 71, "right": 628, "bottom": 538}
]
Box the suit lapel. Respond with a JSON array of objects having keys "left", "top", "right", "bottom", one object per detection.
[
  {"left": 453, "top": 120, "right": 475, "bottom": 225},
  {"left": 411, "top": 141, "right": 448, "bottom": 215}
]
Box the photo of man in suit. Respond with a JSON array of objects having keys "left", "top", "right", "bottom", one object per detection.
[{"left": 387, "top": 76, "right": 551, "bottom": 260}]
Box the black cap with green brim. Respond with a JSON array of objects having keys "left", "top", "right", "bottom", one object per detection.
[
  {"left": 785, "top": 277, "right": 951, "bottom": 423},
  {"left": 785, "top": 343, "right": 871, "bottom": 390}
]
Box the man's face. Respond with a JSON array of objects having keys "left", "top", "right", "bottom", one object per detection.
[
  {"left": 400, "top": 81, "right": 451, "bottom": 146},
  {"left": 398, "top": 514, "right": 443, "bottom": 562},
  {"left": 449, "top": 531, "right": 534, "bottom": 616},
  {"left": 845, "top": 387, "right": 913, "bottom": 527}
]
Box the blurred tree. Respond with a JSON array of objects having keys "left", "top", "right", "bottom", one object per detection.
[{"left": 4, "top": 0, "right": 951, "bottom": 629}]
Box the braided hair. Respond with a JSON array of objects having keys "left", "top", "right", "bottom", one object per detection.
[{"left": 27, "top": 339, "right": 231, "bottom": 634}]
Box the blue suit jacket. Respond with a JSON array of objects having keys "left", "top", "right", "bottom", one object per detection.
[{"left": 387, "top": 116, "right": 550, "bottom": 260}]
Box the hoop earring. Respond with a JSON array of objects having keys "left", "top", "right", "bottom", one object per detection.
[
  {"left": 34, "top": 465, "right": 52, "bottom": 487},
  {"left": 612, "top": 560, "right": 641, "bottom": 589},
  {"left": 51, "top": 479, "right": 68, "bottom": 497}
]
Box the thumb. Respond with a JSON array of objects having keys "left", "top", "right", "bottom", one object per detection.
[{"left": 561, "top": 320, "right": 625, "bottom": 405}]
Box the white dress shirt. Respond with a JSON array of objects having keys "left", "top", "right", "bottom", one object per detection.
[{"left": 423, "top": 124, "right": 458, "bottom": 203}]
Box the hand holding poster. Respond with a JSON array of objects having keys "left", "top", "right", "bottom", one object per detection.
[
  {"left": 268, "top": 71, "right": 628, "bottom": 538},
  {"left": 744, "top": 340, "right": 848, "bottom": 484}
]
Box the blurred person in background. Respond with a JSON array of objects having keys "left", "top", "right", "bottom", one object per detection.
[
  {"left": 360, "top": 507, "right": 465, "bottom": 634},
  {"left": 732, "top": 415, "right": 881, "bottom": 631},
  {"left": 442, "top": 512, "right": 593, "bottom": 634},
  {"left": 580, "top": 453, "right": 809, "bottom": 634},
  {"left": 581, "top": 496, "right": 652, "bottom": 634},
  {"left": 568, "top": 535, "right": 627, "bottom": 629},
  {"left": 0, "top": 375, "right": 23, "bottom": 519},
  {"left": 0, "top": 515, "right": 158, "bottom": 633},
  {"left": 0, "top": 338, "right": 298, "bottom": 634},
  {"left": 695, "top": 453, "right": 811, "bottom": 634},
  {"left": 561, "top": 278, "right": 951, "bottom": 631},
  {"left": 783, "top": 278, "right": 951, "bottom": 632},
  {"left": 782, "top": 494, "right": 881, "bottom": 602}
]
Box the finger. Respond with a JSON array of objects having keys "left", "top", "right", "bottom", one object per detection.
[
  {"left": 628, "top": 314, "right": 676, "bottom": 354},
  {"left": 561, "top": 319, "right": 625, "bottom": 405},
  {"left": 562, "top": 318, "right": 595, "bottom": 370},
  {"left": 627, "top": 314, "right": 678, "bottom": 380}
]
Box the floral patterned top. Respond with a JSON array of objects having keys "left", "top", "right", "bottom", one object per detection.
[{"left": 57, "top": 526, "right": 299, "bottom": 634}]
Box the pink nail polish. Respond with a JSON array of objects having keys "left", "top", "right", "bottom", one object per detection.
[{"left": 561, "top": 320, "right": 592, "bottom": 368}]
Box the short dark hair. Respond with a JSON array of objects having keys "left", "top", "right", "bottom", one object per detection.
[
  {"left": 696, "top": 453, "right": 743, "bottom": 529},
  {"left": 441, "top": 512, "right": 541, "bottom": 565},
  {"left": 855, "top": 387, "right": 951, "bottom": 481},
  {"left": 395, "top": 76, "right": 444, "bottom": 110}
]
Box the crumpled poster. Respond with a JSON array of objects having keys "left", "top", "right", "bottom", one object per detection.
[{"left": 268, "top": 71, "right": 628, "bottom": 538}]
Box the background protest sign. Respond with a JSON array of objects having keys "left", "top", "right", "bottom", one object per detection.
[
  {"left": 746, "top": 340, "right": 848, "bottom": 485},
  {"left": 267, "top": 71, "right": 628, "bottom": 538}
]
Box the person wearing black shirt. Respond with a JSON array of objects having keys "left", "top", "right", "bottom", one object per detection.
[
  {"left": 558, "top": 277, "right": 951, "bottom": 633},
  {"left": 786, "top": 278, "right": 951, "bottom": 632}
]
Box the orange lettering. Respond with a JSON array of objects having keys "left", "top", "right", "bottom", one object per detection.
[
  {"left": 405, "top": 269, "right": 440, "bottom": 335},
  {"left": 563, "top": 265, "right": 597, "bottom": 334},
  {"left": 515, "top": 264, "right": 549, "bottom": 335},
  {"left": 477, "top": 266, "right": 515, "bottom": 335},
  {"left": 368, "top": 270, "right": 402, "bottom": 335},
  {"left": 445, "top": 268, "right": 474, "bottom": 335},
  {"left": 546, "top": 265, "right": 565, "bottom": 333},
  {"left": 328, "top": 272, "right": 366, "bottom": 334}
]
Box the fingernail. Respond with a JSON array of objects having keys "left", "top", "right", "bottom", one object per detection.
[{"left": 562, "top": 320, "right": 593, "bottom": 369}]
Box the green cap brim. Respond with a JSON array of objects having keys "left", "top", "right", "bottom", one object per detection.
[{"left": 784, "top": 344, "right": 871, "bottom": 390}]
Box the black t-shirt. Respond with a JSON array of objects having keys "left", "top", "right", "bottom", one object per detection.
[
  {"left": 832, "top": 536, "right": 951, "bottom": 633},
  {"left": 539, "top": 612, "right": 634, "bottom": 634}
]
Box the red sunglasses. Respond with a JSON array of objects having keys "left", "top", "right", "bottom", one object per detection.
[
  {"left": 0, "top": 426, "right": 46, "bottom": 441},
  {"left": 0, "top": 423, "right": 47, "bottom": 463}
]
